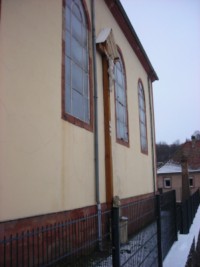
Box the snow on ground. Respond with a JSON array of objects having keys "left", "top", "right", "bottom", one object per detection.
[
  {"left": 93, "top": 222, "right": 158, "bottom": 267},
  {"left": 163, "top": 206, "right": 200, "bottom": 267}
]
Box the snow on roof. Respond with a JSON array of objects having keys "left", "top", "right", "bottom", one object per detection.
[
  {"left": 157, "top": 161, "right": 200, "bottom": 174},
  {"left": 157, "top": 162, "right": 182, "bottom": 174}
]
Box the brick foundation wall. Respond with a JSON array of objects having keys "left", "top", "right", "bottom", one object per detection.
[{"left": 0, "top": 193, "right": 155, "bottom": 266}]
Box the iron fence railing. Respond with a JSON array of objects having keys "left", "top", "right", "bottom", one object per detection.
[
  {"left": 177, "top": 189, "right": 200, "bottom": 234},
  {"left": 185, "top": 228, "right": 200, "bottom": 267},
  {"left": 120, "top": 196, "right": 158, "bottom": 267},
  {"left": 1, "top": 189, "right": 199, "bottom": 267},
  {"left": 0, "top": 210, "right": 112, "bottom": 267},
  {"left": 159, "top": 190, "right": 178, "bottom": 260}
]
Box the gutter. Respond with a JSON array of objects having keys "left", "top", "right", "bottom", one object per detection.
[
  {"left": 91, "top": 0, "right": 102, "bottom": 250},
  {"left": 147, "top": 76, "right": 156, "bottom": 194}
]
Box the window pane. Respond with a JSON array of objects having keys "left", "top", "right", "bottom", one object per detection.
[
  {"left": 117, "top": 102, "right": 124, "bottom": 123},
  {"left": 116, "top": 121, "right": 120, "bottom": 139},
  {"left": 116, "top": 61, "right": 122, "bottom": 72},
  {"left": 76, "top": 0, "right": 86, "bottom": 26},
  {"left": 83, "top": 74, "right": 89, "bottom": 96},
  {"left": 66, "top": 7, "right": 71, "bottom": 31},
  {"left": 138, "top": 82, "right": 142, "bottom": 92},
  {"left": 65, "top": 57, "right": 71, "bottom": 114},
  {"left": 141, "top": 136, "right": 147, "bottom": 151},
  {"left": 82, "top": 50, "right": 88, "bottom": 71},
  {"left": 164, "top": 178, "right": 171, "bottom": 188},
  {"left": 82, "top": 26, "right": 87, "bottom": 47},
  {"left": 71, "top": 37, "right": 83, "bottom": 66},
  {"left": 189, "top": 177, "right": 194, "bottom": 187},
  {"left": 116, "top": 102, "right": 120, "bottom": 122},
  {"left": 72, "top": 89, "right": 84, "bottom": 120},
  {"left": 140, "top": 123, "right": 146, "bottom": 138},
  {"left": 117, "top": 122, "right": 127, "bottom": 139},
  {"left": 72, "top": 63, "right": 83, "bottom": 93},
  {"left": 65, "top": 56, "right": 71, "bottom": 86},
  {"left": 116, "top": 70, "right": 124, "bottom": 87},
  {"left": 65, "top": 83, "right": 71, "bottom": 114},
  {"left": 72, "top": 2, "right": 82, "bottom": 20},
  {"left": 66, "top": 0, "right": 73, "bottom": 8},
  {"left": 65, "top": 31, "right": 71, "bottom": 56},
  {"left": 72, "top": 13, "right": 82, "bottom": 42},
  {"left": 117, "top": 121, "right": 124, "bottom": 139},
  {"left": 84, "top": 97, "right": 89, "bottom": 123},
  {"left": 116, "top": 85, "right": 125, "bottom": 106},
  {"left": 139, "top": 95, "right": 144, "bottom": 109},
  {"left": 123, "top": 125, "right": 128, "bottom": 141},
  {"left": 140, "top": 109, "right": 145, "bottom": 124}
]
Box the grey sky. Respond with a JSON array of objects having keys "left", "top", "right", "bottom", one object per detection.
[{"left": 120, "top": 0, "right": 200, "bottom": 144}]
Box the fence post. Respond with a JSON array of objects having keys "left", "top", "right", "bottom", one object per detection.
[
  {"left": 173, "top": 190, "right": 178, "bottom": 241},
  {"left": 112, "top": 196, "right": 121, "bottom": 267},
  {"left": 156, "top": 194, "right": 163, "bottom": 267},
  {"left": 186, "top": 199, "right": 190, "bottom": 234}
]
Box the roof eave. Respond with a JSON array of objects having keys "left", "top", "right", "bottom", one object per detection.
[{"left": 105, "top": 0, "right": 159, "bottom": 82}]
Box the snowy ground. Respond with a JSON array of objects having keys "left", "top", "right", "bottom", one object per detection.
[
  {"left": 163, "top": 206, "right": 200, "bottom": 267},
  {"left": 92, "top": 222, "right": 158, "bottom": 267}
]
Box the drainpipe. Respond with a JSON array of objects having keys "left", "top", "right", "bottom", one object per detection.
[
  {"left": 147, "top": 76, "right": 156, "bottom": 194},
  {"left": 91, "top": 0, "right": 102, "bottom": 249}
]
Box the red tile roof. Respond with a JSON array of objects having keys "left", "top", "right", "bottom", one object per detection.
[{"left": 172, "top": 140, "right": 200, "bottom": 169}]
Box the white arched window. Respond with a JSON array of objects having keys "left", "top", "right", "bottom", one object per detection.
[
  {"left": 62, "top": 0, "right": 91, "bottom": 128},
  {"left": 114, "top": 52, "right": 129, "bottom": 145},
  {"left": 138, "top": 80, "right": 148, "bottom": 153}
]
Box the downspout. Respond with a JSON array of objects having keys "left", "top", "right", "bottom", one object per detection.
[
  {"left": 147, "top": 76, "right": 156, "bottom": 194},
  {"left": 91, "top": 0, "right": 102, "bottom": 249}
]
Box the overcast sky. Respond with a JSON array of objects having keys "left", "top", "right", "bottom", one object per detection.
[{"left": 120, "top": 0, "right": 200, "bottom": 144}]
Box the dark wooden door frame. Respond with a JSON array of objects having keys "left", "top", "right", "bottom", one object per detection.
[{"left": 102, "top": 55, "right": 114, "bottom": 205}]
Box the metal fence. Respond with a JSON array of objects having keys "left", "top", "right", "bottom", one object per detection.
[
  {"left": 0, "top": 210, "right": 112, "bottom": 267},
  {"left": 112, "top": 191, "right": 178, "bottom": 267},
  {"left": 1, "top": 190, "right": 199, "bottom": 267},
  {"left": 159, "top": 190, "right": 178, "bottom": 260},
  {"left": 185, "top": 229, "right": 200, "bottom": 267},
  {"left": 120, "top": 196, "right": 158, "bottom": 267},
  {"left": 177, "top": 189, "right": 200, "bottom": 234},
  {"left": 185, "top": 238, "right": 196, "bottom": 267}
]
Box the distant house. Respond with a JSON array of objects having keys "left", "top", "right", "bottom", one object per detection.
[
  {"left": 157, "top": 138, "right": 200, "bottom": 202},
  {"left": 0, "top": 0, "right": 158, "bottom": 262},
  {"left": 173, "top": 136, "right": 200, "bottom": 169},
  {"left": 157, "top": 161, "right": 200, "bottom": 202}
]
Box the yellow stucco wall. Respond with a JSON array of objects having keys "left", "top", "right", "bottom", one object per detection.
[
  {"left": 95, "top": 1, "right": 155, "bottom": 198},
  {"left": 0, "top": 0, "right": 62, "bottom": 220},
  {"left": 0, "top": 0, "right": 156, "bottom": 221}
]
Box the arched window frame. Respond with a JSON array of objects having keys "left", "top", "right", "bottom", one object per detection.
[
  {"left": 62, "top": 0, "right": 93, "bottom": 131},
  {"left": 114, "top": 48, "right": 129, "bottom": 147},
  {"left": 138, "top": 79, "right": 148, "bottom": 154}
]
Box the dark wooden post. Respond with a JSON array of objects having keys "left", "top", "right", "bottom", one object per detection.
[
  {"left": 156, "top": 194, "right": 163, "bottom": 267},
  {"left": 112, "top": 196, "right": 121, "bottom": 267},
  {"left": 102, "top": 56, "right": 114, "bottom": 205},
  {"left": 181, "top": 156, "right": 190, "bottom": 202},
  {"left": 181, "top": 156, "right": 190, "bottom": 233},
  {"left": 173, "top": 190, "right": 178, "bottom": 241}
]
